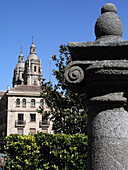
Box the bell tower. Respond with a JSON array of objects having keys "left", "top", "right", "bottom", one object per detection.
[
  {"left": 24, "top": 39, "right": 42, "bottom": 86},
  {"left": 13, "top": 48, "right": 25, "bottom": 87}
]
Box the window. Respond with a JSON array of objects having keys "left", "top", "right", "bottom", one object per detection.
[
  {"left": 30, "top": 114, "right": 36, "bottom": 122},
  {"left": 18, "top": 114, "right": 24, "bottom": 125},
  {"left": 34, "top": 66, "right": 36, "bottom": 72},
  {"left": 41, "top": 115, "right": 49, "bottom": 125},
  {"left": 22, "top": 73, "right": 24, "bottom": 78},
  {"left": 34, "top": 79, "right": 37, "bottom": 85},
  {"left": 31, "top": 99, "right": 35, "bottom": 106},
  {"left": 40, "top": 99, "right": 44, "bottom": 106},
  {"left": 18, "top": 114, "right": 24, "bottom": 121},
  {"left": 38, "top": 67, "right": 40, "bottom": 73},
  {"left": 42, "top": 115, "right": 48, "bottom": 122},
  {"left": 29, "top": 128, "right": 36, "bottom": 134},
  {"left": 16, "top": 98, "right": 20, "bottom": 106},
  {"left": 22, "top": 99, "right": 26, "bottom": 106},
  {"left": 17, "top": 128, "right": 24, "bottom": 135}
]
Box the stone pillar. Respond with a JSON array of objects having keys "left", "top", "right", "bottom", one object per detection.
[{"left": 65, "top": 3, "right": 128, "bottom": 170}]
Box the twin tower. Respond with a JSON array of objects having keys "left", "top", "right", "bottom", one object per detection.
[{"left": 13, "top": 40, "right": 42, "bottom": 87}]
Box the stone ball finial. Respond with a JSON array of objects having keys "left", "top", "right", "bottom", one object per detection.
[
  {"left": 101, "top": 3, "right": 117, "bottom": 14},
  {"left": 95, "top": 3, "right": 123, "bottom": 39}
]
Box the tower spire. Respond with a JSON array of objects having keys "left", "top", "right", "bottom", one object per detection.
[
  {"left": 20, "top": 46, "right": 22, "bottom": 53},
  {"left": 32, "top": 36, "right": 34, "bottom": 44}
]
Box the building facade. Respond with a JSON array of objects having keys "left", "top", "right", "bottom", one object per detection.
[{"left": 0, "top": 40, "right": 52, "bottom": 151}]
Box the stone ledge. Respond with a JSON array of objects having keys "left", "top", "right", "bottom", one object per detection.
[
  {"left": 68, "top": 40, "right": 128, "bottom": 60},
  {"left": 90, "top": 92, "right": 127, "bottom": 102}
]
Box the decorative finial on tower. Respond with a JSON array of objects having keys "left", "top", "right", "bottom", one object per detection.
[
  {"left": 21, "top": 46, "right": 22, "bottom": 53},
  {"left": 18, "top": 46, "right": 24, "bottom": 63},
  {"left": 95, "top": 3, "right": 123, "bottom": 40},
  {"left": 30, "top": 36, "right": 36, "bottom": 54},
  {"left": 19, "top": 46, "right": 23, "bottom": 57},
  {"left": 32, "top": 36, "right": 34, "bottom": 44}
]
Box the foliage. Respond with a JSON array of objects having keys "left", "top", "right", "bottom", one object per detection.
[
  {"left": 5, "top": 134, "right": 39, "bottom": 169},
  {"left": 38, "top": 44, "right": 87, "bottom": 134},
  {"left": 5, "top": 132, "right": 87, "bottom": 170}
]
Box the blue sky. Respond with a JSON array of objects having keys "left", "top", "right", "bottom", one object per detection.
[{"left": 0, "top": 0, "right": 128, "bottom": 90}]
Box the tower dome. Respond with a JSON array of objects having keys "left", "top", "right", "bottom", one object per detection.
[{"left": 27, "top": 39, "right": 39, "bottom": 60}]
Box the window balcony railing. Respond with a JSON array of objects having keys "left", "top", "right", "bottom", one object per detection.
[
  {"left": 39, "top": 120, "right": 50, "bottom": 127},
  {"left": 15, "top": 120, "right": 26, "bottom": 127}
]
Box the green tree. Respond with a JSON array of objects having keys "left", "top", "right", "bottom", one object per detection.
[{"left": 38, "top": 44, "right": 87, "bottom": 134}]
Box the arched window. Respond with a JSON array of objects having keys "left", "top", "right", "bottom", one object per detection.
[
  {"left": 22, "top": 99, "right": 26, "bottom": 106},
  {"left": 34, "top": 66, "right": 36, "bottom": 72},
  {"left": 31, "top": 99, "right": 35, "bottom": 106},
  {"left": 40, "top": 99, "right": 44, "bottom": 106},
  {"left": 38, "top": 67, "right": 40, "bottom": 73},
  {"left": 16, "top": 98, "right": 20, "bottom": 106}
]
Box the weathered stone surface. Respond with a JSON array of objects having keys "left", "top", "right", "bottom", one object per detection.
[
  {"left": 95, "top": 3, "right": 123, "bottom": 39},
  {"left": 101, "top": 3, "right": 117, "bottom": 14},
  {"left": 95, "top": 13, "right": 123, "bottom": 38},
  {"left": 87, "top": 108, "right": 128, "bottom": 170},
  {"left": 68, "top": 40, "right": 128, "bottom": 60},
  {"left": 88, "top": 138, "right": 128, "bottom": 170},
  {"left": 64, "top": 65, "right": 84, "bottom": 84},
  {"left": 65, "top": 60, "right": 128, "bottom": 96}
]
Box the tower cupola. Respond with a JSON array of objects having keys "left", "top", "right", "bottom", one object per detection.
[
  {"left": 18, "top": 48, "right": 24, "bottom": 63},
  {"left": 27, "top": 38, "right": 39, "bottom": 60},
  {"left": 13, "top": 48, "right": 25, "bottom": 87},
  {"left": 30, "top": 39, "right": 36, "bottom": 54}
]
